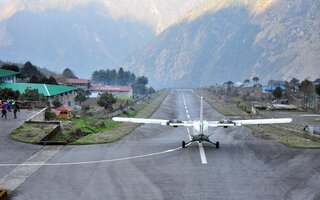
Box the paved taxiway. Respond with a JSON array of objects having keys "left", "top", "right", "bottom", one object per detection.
[{"left": 1, "top": 90, "right": 320, "bottom": 199}]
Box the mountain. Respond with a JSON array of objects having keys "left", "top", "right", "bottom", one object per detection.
[
  {"left": 0, "top": 0, "right": 202, "bottom": 79},
  {"left": 122, "top": 0, "right": 320, "bottom": 88}
]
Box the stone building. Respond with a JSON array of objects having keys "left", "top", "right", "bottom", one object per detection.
[{"left": 0, "top": 82, "right": 77, "bottom": 109}]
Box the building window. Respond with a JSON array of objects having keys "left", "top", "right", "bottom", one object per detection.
[
  {"left": 68, "top": 101, "right": 71, "bottom": 107},
  {"left": 69, "top": 91, "right": 72, "bottom": 94},
  {"left": 51, "top": 96, "right": 54, "bottom": 100},
  {"left": 60, "top": 93, "right": 63, "bottom": 97},
  {"left": 65, "top": 92, "right": 67, "bottom": 95}
]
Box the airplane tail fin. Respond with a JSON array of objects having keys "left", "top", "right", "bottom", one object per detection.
[{"left": 200, "top": 96, "right": 203, "bottom": 133}]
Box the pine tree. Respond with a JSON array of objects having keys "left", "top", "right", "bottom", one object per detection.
[{"left": 272, "top": 86, "right": 283, "bottom": 101}]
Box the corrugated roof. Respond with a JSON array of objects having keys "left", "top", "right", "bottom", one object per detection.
[
  {"left": 0, "top": 82, "right": 76, "bottom": 96},
  {"left": 57, "top": 105, "right": 71, "bottom": 111},
  {"left": 66, "top": 78, "right": 91, "bottom": 84},
  {"left": 90, "top": 85, "right": 132, "bottom": 92},
  {"left": 0, "top": 69, "right": 20, "bottom": 78},
  {"left": 262, "top": 86, "right": 286, "bottom": 91}
]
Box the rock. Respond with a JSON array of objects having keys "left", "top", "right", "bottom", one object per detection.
[
  {"left": 71, "top": 128, "right": 83, "bottom": 137},
  {"left": 97, "top": 121, "right": 105, "bottom": 128}
]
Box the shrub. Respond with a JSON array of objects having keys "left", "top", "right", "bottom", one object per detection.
[
  {"left": 82, "top": 105, "right": 90, "bottom": 111},
  {"left": 45, "top": 109, "right": 59, "bottom": 121},
  {"left": 239, "top": 103, "right": 251, "bottom": 114},
  {"left": 235, "top": 98, "right": 243, "bottom": 106}
]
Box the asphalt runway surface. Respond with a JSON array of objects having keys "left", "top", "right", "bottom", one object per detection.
[
  {"left": 1, "top": 90, "right": 320, "bottom": 200},
  {"left": 0, "top": 109, "right": 41, "bottom": 179}
]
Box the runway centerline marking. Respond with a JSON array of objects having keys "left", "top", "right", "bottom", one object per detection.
[
  {"left": 184, "top": 93, "right": 207, "bottom": 164},
  {"left": 198, "top": 142, "right": 207, "bottom": 164}
]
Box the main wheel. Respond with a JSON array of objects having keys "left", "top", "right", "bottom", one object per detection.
[
  {"left": 182, "top": 141, "right": 186, "bottom": 148},
  {"left": 216, "top": 141, "right": 219, "bottom": 149}
]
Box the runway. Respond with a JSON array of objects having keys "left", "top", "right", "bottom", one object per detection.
[{"left": 1, "top": 89, "right": 320, "bottom": 199}]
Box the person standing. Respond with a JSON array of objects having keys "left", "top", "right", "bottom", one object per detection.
[
  {"left": 14, "top": 106, "right": 17, "bottom": 119},
  {"left": 1, "top": 107, "right": 7, "bottom": 119},
  {"left": 7, "top": 99, "right": 11, "bottom": 112},
  {"left": 16, "top": 101, "right": 20, "bottom": 112}
]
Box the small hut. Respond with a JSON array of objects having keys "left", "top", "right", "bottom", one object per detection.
[
  {"left": 51, "top": 105, "right": 72, "bottom": 119},
  {"left": 57, "top": 105, "right": 71, "bottom": 119}
]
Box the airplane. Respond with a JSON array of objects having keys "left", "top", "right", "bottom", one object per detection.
[{"left": 112, "top": 96, "right": 292, "bottom": 149}]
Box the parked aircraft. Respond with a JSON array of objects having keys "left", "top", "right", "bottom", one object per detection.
[{"left": 113, "top": 96, "right": 292, "bottom": 148}]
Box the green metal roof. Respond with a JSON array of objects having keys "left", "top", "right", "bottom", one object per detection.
[
  {"left": 0, "top": 69, "right": 20, "bottom": 78},
  {"left": 0, "top": 82, "right": 77, "bottom": 96}
]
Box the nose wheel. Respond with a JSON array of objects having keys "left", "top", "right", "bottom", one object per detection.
[
  {"left": 215, "top": 141, "right": 219, "bottom": 149},
  {"left": 182, "top": 141, "right": 186, "bottom": 148}
]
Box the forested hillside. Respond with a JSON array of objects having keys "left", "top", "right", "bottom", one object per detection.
[{"left": 122, "top": 0, "right": 320, "bottom": 88}]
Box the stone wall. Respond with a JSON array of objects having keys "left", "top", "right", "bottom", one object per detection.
[
  {"left": 40, "top": 123, "right": 62, "bottom": 143},
  {"left": 26, "top": 108, "right": 47, "bottom": 122},
  {"left": 20, "top": 101, "right": 50, "bottom": 109}
]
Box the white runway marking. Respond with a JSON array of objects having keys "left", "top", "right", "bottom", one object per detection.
[
  {"left": 0, "top": 146, "right": 63, "bottom": 191},
  {"left": 184, "top": 94, "right": 207, "bottom": 165},
  {"left": 198, "top": 142, "right": 207, "bottom": 164},
  {"left": 187, "top": 128, "right": 192, "bottom": 141},
  {"left": 0, "top": 146, "right": 185, "bottom": 167}
]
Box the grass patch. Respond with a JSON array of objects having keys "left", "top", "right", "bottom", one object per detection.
[
  {"left": 117, "top": 97, "right": 134, "bottom": 101},
  {"left": 11, "top": 123, "right": 57, "bottom": 143},
  {"left": 248, "top": 124, "right": 320, "bottom": 148}
]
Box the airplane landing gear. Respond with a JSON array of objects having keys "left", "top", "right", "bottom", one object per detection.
[
  {"left": 182, "top": 141, "right": 186, "bottom": 148},
  {"left": 215, "top": 141, "right": 219, "bottom": 149}
]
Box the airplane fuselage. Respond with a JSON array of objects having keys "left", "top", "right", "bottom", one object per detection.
[{"left": 190, "top": 120, "right": 209, "bottom": 137}]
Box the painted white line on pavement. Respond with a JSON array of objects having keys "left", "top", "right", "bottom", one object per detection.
[
  {"left": 187, "top": 114, "right": 190, "bottom": 119},
  {"left": 0, "top": 146, "right": 184, "bottom": 167},
  {"left": 26, "top": 108, "right": 46, "bottom": 122},
  {"left": 186, "top": 110, "right": 188, "bottom": 114},
  {"left": 187, "top": 128, "right": 192, "bottom": 141},
  {"left": 198, "top": 142, "right": 207, "bottom": 164},
  {"left": 0, "top": 145, "right": 63, "bottom": 191},
  {"left": 188, "top": 129, "right": 207, "bottom": 164}
]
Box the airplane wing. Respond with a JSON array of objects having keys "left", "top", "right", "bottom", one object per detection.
[
  {"left": 207, "top": 118, "right": 292, "bottom": 127},
  {"left": 112, "top": 117, "right": 194, "bottom": 127}
]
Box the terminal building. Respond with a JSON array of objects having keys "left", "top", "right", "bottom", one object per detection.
[
  {"left": 0, "top": 69, "right": 77, "bottom": 109},
  {"left": 0, "top": 82, "right": 77, "bottom": 109}
]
